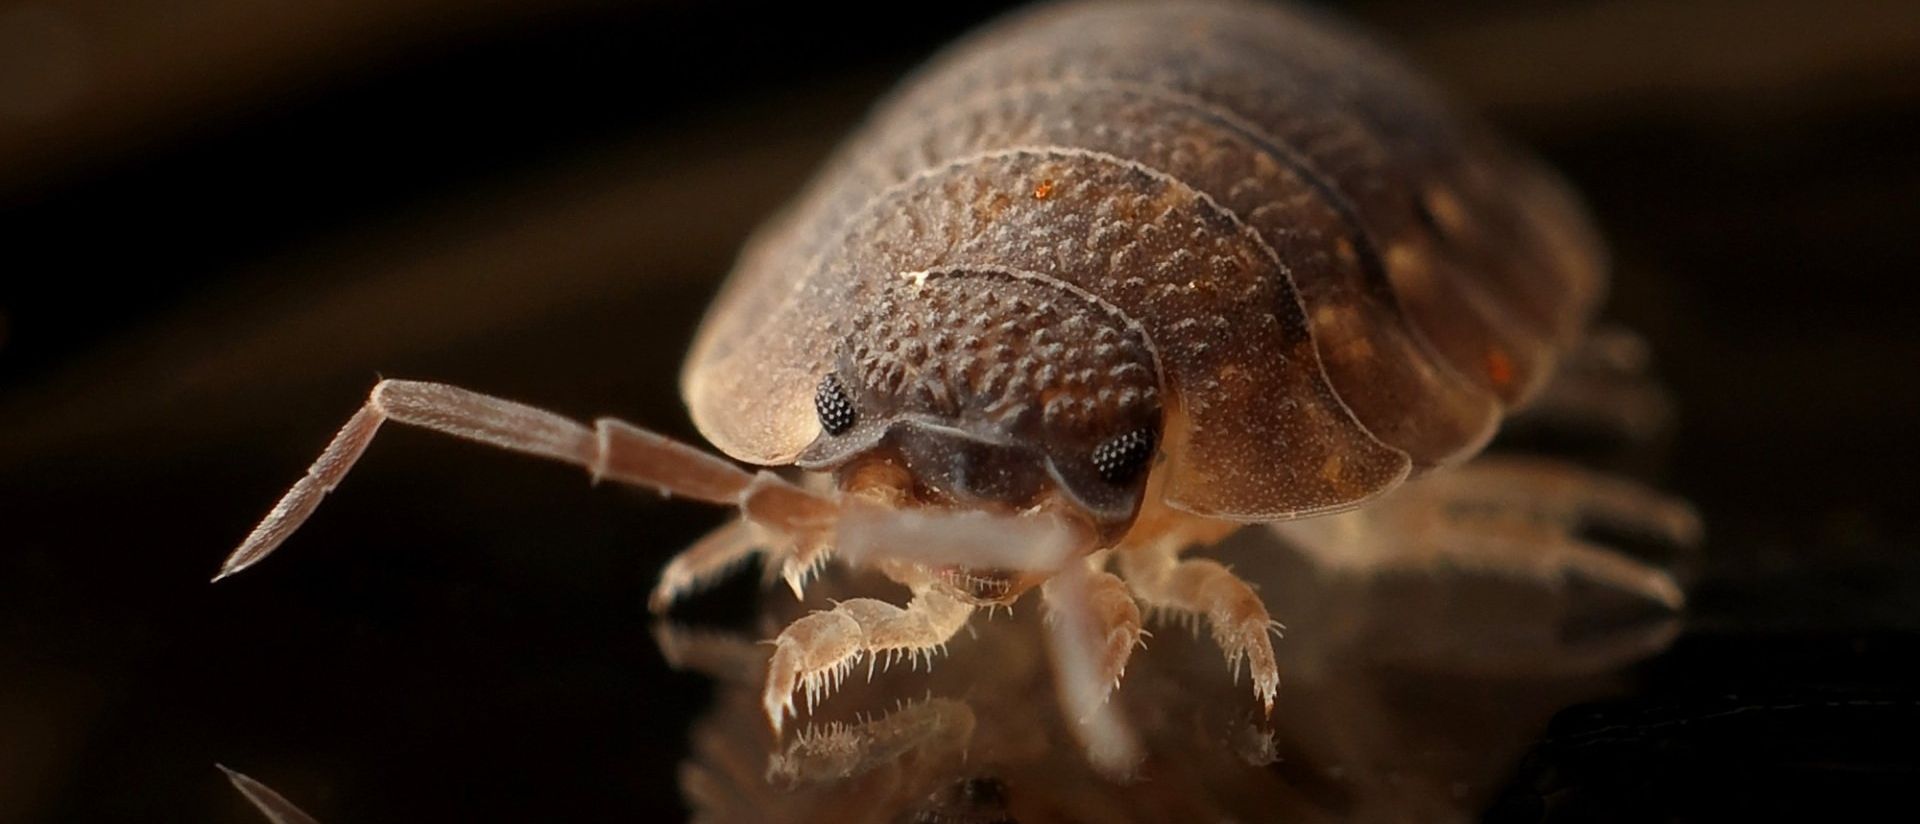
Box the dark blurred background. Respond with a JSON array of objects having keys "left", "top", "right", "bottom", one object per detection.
[{"left": 1, "top": 0, "right": 1917, "bottom": 821}]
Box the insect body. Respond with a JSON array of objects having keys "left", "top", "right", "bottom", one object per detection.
[{"left": 220, "top": 0, "right": 1674, "bottom": 771}]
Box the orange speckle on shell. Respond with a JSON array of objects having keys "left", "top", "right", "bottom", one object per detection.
[
  {"left": 1319, "top": 452, "right": 1345, "bottom": 485},
  {"left": 1485, "top": 347, "right": 1513, "bottom": 389},
  {"left": 1032, "top": 178, "right": 1055, "bottom": 200}
]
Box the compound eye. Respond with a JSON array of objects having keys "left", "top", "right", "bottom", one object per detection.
[
  {"left": 814, "top": 373, "right": 856, "bottom": 436},
  {"left": 1091, "top": 428, "right": 1156, "bottom": 485}
]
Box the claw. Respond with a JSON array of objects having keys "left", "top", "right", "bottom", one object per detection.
[{"left": 1216, "top": 616, "right": 1281, "bottom": 713}]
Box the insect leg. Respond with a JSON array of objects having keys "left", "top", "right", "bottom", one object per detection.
[
  {"left": 766, "top": 696, "right": 975, "bottom": 787},
  {"left": 651, "top": 621, "right": 767, "bottom": 685},
  {"left": 763, "top": 586, "right": 973, "bottom": 734},
  {"left": 1447, "top": 456, "right": 1703, "bottom": 563},
  {"left": 648, "top": 510, "right": 842, "bottom": 615},
  {"left": 1041, "top": 562, "right": 1144, "bottom": 705},
  {"left": 649, "top": 520, "right": 762, "bottom": 613},
  {"left": 1116, "top": 544, "right": 1282, "bottom": 715},
  {"left": 217, "top": 379, "right": 827, "bottom": 581},
  {"left": 1504, "top": 326, "right": 1676, "bottom": 444},
  {"left": 1274, "top": 457, "right": 1697, "bottom": 612},
  {"left": 218, "top": 764, "right": 323, "bottom": 824},
  {"left": 1040, "top": 561, "right": 1145, "bottom": 777}
]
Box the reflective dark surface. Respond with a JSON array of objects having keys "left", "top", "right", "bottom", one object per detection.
[
  {"left": 3, "top": 1, "right": 1919, "bottom": 821},
  {"left": 667, "top": 521, "right": 1681, "bottom": 823}
]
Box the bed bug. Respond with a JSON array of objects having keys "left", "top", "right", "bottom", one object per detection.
[{"left": 217, "top": 0, "right": 1686, "bottom": 769}]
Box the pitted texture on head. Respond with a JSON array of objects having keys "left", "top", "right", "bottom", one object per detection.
[{"left": 840, "top": 268, "right": 1160, "bottom": 442}]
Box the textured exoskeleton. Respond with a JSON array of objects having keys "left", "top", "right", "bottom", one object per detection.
[{"left": 219, "top": 0, "right": 1693, "bottom": 774}]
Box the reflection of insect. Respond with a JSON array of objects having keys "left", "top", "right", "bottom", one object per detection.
[{"left": 218, "top": 0, "right": 1686, "bottom": 771}]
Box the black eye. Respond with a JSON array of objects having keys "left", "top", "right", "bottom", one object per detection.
[
  {"left": 815, "top": 373, "right": 856, "bottom": 436},
  {"left": 1091, "top": 428, "right": 1155, "bottom": 485}
]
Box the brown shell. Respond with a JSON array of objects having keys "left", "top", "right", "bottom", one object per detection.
[{"left": 681, "top": 0, "right": 1605, "bottom": 521}]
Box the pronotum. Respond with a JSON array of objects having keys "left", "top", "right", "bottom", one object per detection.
[{"left": 218, "top": 0, "right": 1689, "bottom": 770}]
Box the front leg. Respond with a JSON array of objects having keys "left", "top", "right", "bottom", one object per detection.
[
  {"left": 1040, "top": 562, "right": 1146, "bottom": 706},
  {"left": 762, "top": 584, "right": 974, "bottom": 733},
  {"left": 1040, "top": 561, "right": 1147, "bottom": 777},
  {"left": 648, "top": 520, "right": 759, "bottom": 613},
  {"left": 1116, "top": 542, "right": 1283, "bottom": 714},
  {"left": 647, "top": 514, "right": 837, "bottom": 612}
]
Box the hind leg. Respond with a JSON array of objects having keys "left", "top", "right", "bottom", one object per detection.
[
  {"left": 1275, "top": 456, "right": 1700, "bottom": 611},
  {"left": 1505, "top": 326, "right": 1675, "bottom": 444}
]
